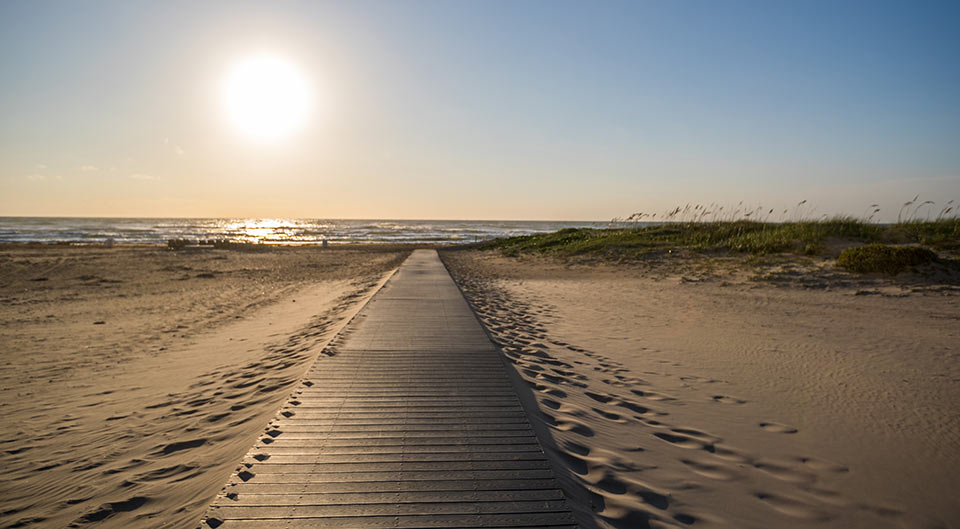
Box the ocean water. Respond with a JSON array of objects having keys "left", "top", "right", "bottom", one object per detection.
[{"left": 0, "top": 217, "right": 609, "bottom": 245}]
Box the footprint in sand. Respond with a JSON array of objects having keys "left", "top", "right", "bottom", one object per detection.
[
  {"left": 557, "top": 451, "right": 590, "bottom": 475},
  {"left": 541, "top": 398, "right": 562, "bottom": 410},
  {"left": 591, "top": 407, "right": 628, "bottom": 423},
  {"left": 542, "top": 411, "right": 595, "bottom": 437},
  {"left": 585, "top": 391, "right": 615, "bottom": 404},
  {"left": 74, "top": 496, "right": 151, "bottom": 524},
  {"left": 587, "top": 471, "right": 679, "bottom": 525},
  {"left": 753, "top": 459, "right": 818, "bottom": 484},
  {"left": 760, "top": 421, "right": 798, "bottom": 434},
  {"left": 638, "top": 418, "right": 665, "bottom": 427},
  {"left": 653, "top": 432, "right": 714, "bottom": 451},
  {"left": 153, "top": 438, "right": 207, "bottom": 456},
  {"left": 616, "top": 400, "right": 651, "bottom": 415},
  {"left": 542, "top": 387, "right": 567, "bottom": 398},
  {"left": 711, "top": 395, "right": 747, "bottom": 405},
  {"left": 713, "top": 444, "right": 752, "bottom": 463},
  {"left": 795, "top": 456, "right": 849, "bottom": 473},
  {"left": 681, "top": 457, "right": 741, "bottom": 481},
  {"left": 630, "top": 389, "right": 677, "bottom": 402},
  {"left": 562, "top": 439, "right": 591, "bottom": 456}
]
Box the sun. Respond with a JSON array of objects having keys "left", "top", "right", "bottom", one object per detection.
[{"left": 221, "top": 53, "right": 311, "bottom": 142}]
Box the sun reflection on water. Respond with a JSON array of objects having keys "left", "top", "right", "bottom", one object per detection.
[{"left": 219, "top": 218, "right": 326, "bottom": 244}]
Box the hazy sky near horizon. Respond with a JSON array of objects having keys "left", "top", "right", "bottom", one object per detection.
[{"left": 1, "top": 0, "right": 958, "bottom": 221}]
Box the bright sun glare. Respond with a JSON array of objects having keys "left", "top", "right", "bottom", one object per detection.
[{"left": 222, "top": 53, "right": 311, "bottom": 142}]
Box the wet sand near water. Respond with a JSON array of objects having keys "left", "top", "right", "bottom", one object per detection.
[{"left": 0, "top": 244, "right": 409, "bottom": 529}]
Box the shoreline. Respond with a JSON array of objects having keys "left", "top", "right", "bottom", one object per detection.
[
  {"left": 0, "top": 241, "right": 447, "bottom": 248},
  {"left": 0, "top": 218, "right": 608, "bottom": 247}
]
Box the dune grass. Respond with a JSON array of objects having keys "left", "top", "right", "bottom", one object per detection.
[
  {"left": 479, "top": 218, "right": 960, "bottom": 259},
  {"left": 837, "top": 244, "right": 939, "bottom": 275}
]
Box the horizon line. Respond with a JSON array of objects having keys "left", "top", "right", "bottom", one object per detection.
[{"left": 0, "top": 214, "right": 608, "bottom": 223}]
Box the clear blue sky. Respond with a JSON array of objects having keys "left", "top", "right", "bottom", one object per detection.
[{"left": 1, "top": 0, "right": 958, "bottom": 220}]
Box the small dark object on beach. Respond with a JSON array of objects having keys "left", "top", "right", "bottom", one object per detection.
[
  {"left": 93, "top": 321, "right": 106, "bottom": 325},
  {"left": 167, "top": 238, "right": 191, "bottom": 249},
  {"left": 837, "top": 244, "right": 937, "bottom": 275}
]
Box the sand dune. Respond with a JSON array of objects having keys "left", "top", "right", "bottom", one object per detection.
[
  {"left": 442, "top": 250, "right": 960, "bottom": 529},
  {"left": 0, "top": 245, "right": 408, "bottom": 529}
]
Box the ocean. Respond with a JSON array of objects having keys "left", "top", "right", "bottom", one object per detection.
[{"left": 0, "top": 217, "right": 609, "bottom": 245}]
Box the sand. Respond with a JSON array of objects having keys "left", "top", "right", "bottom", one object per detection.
[
  {"left": 3, "top": 243, "right": 957, "bottom": 529},
  {"left": 0, "top": 244, "right": 409, "bottom": 529},
  {"left": 441, "top": 250, "right": 960, "bottom": 529}
]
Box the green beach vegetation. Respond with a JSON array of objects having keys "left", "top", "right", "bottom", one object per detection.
[
  {"left": 836, "top": 244, "right": 939, "bottom": 275},
  {"left": 482, "top": 218, "right": 959, "bottom": 257},
  {"left": 478, "top": 200, "right": 959, "bottom": 276}
]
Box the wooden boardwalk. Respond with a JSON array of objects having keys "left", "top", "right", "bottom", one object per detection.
[{"left": 201, "top": 250, "right": 577, "bottom": 529}]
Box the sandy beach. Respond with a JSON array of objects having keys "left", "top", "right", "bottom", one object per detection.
[
  {"left": 2, "top": 243, "right": 957, "bottom": 529},
  {"left": 0, "top": 244, "right": 408, "bottom": 529},
  {"left": 442, "top": 249, "right": 960, "bottom": 529}
]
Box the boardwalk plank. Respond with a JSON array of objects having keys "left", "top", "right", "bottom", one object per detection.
[
  {"left": 228, "top": 469, "right": 559, "bottom": 484},
  {"left": 218, "top": 512, "right": 577, "bottom": 528},
  {"left": 257, "top": 444, "right": 544, "bottom": 455},
  {"left": 214, "top": 489, "right": 564, "bottom": 506},
  {"left": 222, "top": 479, "right": 564, "bottom": 494},
  {"left": 210, "top": 499, "right": 570, "bottom": 517}
]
